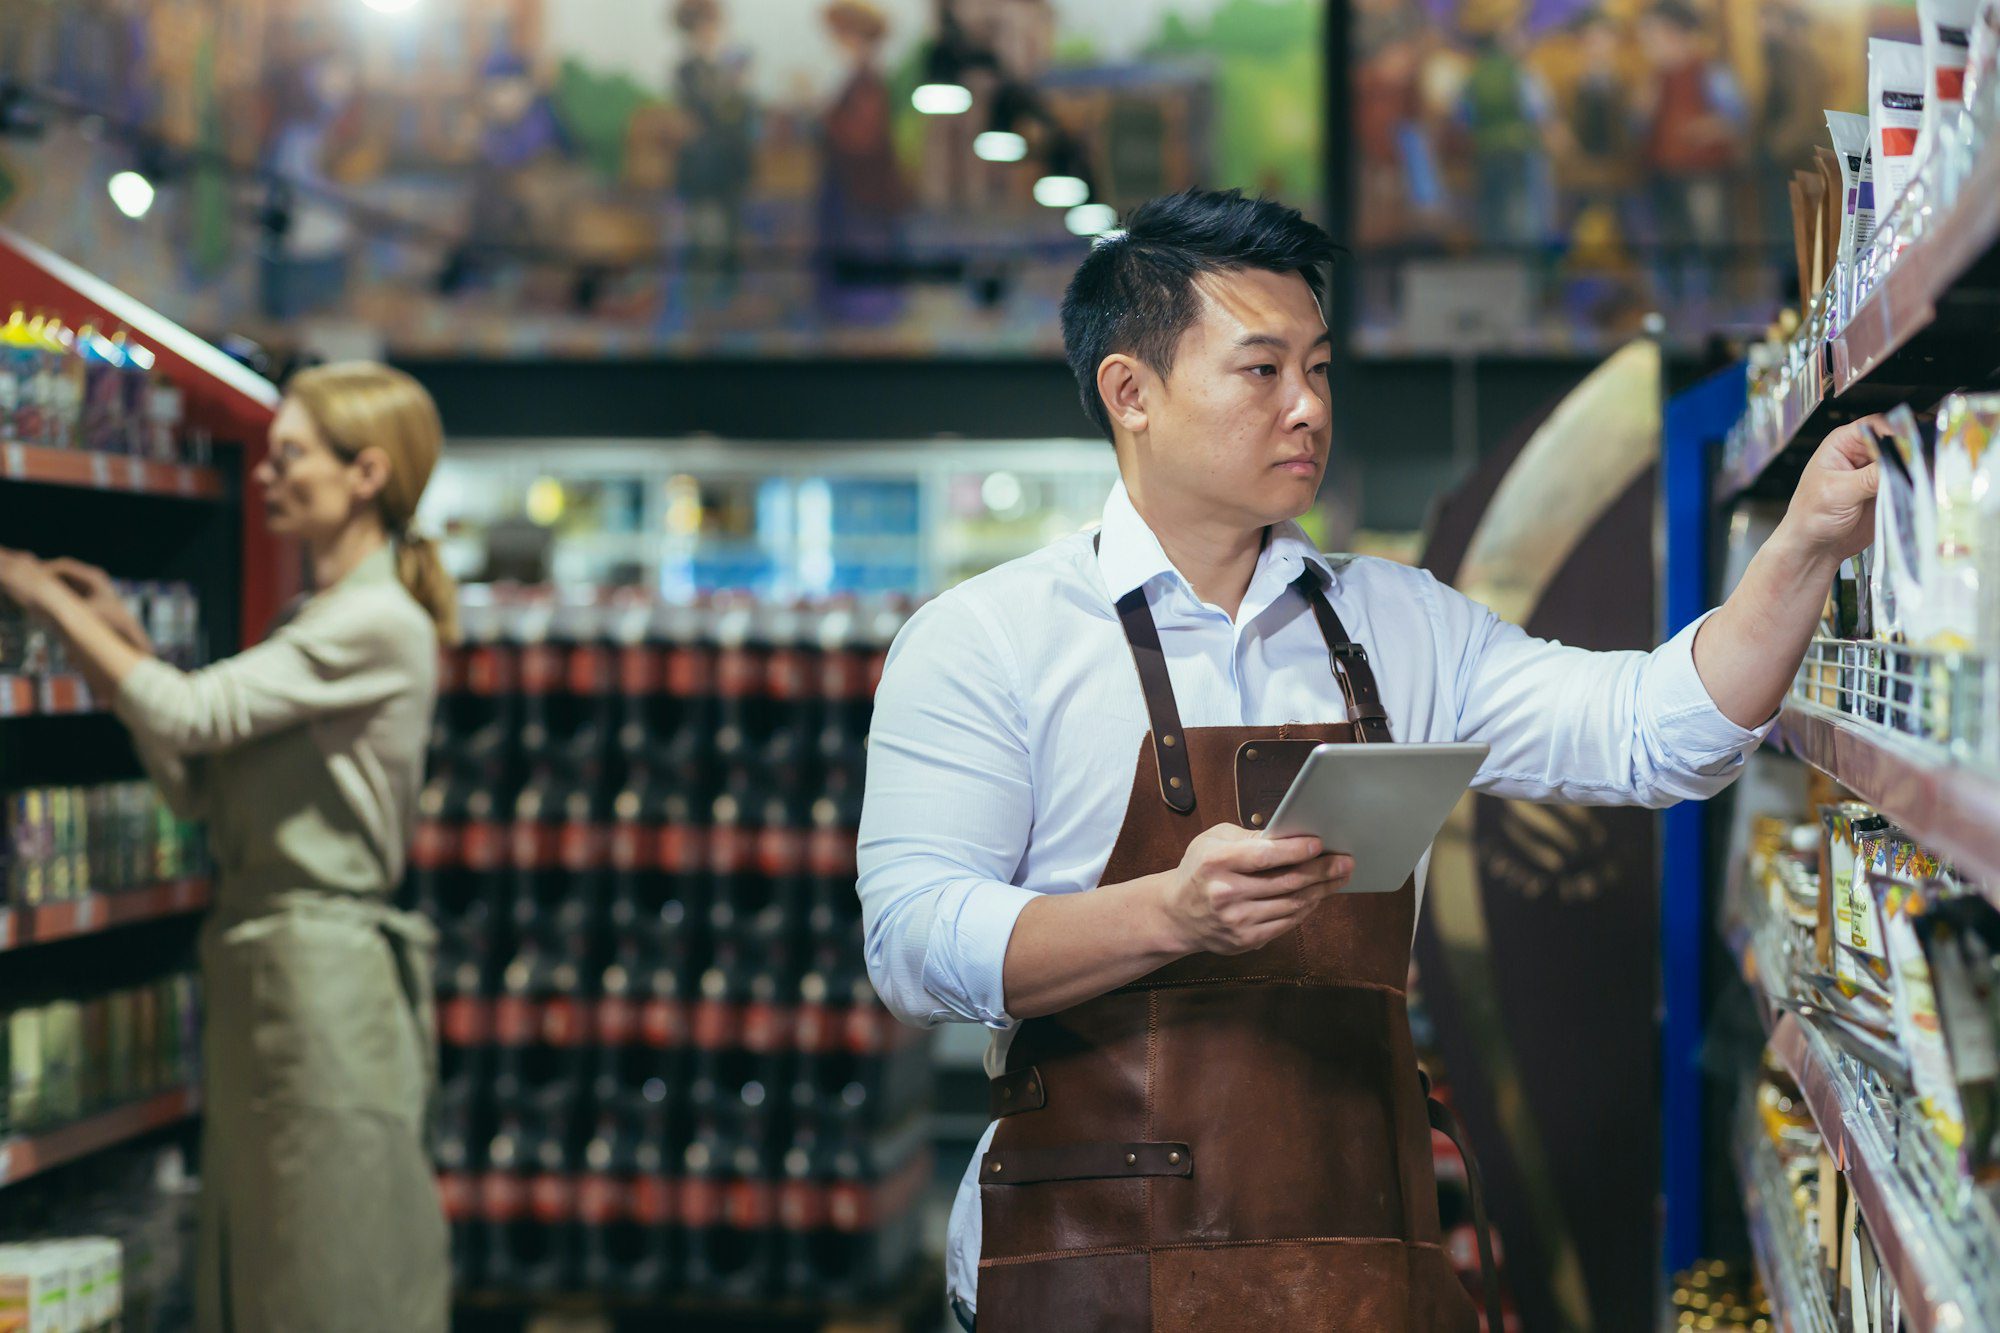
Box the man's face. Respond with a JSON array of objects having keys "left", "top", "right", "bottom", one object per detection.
[{"left": 1127, "top": 267, "right": 1333, "bottom": 527}]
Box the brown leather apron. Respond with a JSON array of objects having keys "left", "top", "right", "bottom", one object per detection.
[{"left": 976, "top": 563, "right": 1500, "bottom": 1333}]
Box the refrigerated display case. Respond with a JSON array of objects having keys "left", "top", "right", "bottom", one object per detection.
[{"left": 416, "top": 437, "right": 1121, "bottom": 598}]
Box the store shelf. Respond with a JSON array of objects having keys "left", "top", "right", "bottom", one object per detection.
[
  {"left": 0, "top": 1087, "right": 198, "bottom": 1191},
  {"left": 1770, "top": 1013, "right": 2000, "bottom": 1333},
  {"left": 1719, "top": 139, "right": 2000, "bottom": 502},
  {"left": 1716, "top": 355, "right": 1836, "bottom": 503},
  {"left": 1832, "top": 144, "right": 2000, "bottom": 397},
  {"left": 1724, "top": 921, "right": 1780, "bottom": 1038},
  {"left": 1734, "top": 1098, "right": 1838, "bottom": 1333},
  {"left": 0, "top": 673, "right": 99, "bottom": 718},
  {"left": 1771, "top": 702, "right": 2000, "bottom": 893},
  {"left": 0, "top": 442, "right": 225, "bottom": 501},
  {"left": 0, "top": 879, "right": 209, "bottom": 951}
]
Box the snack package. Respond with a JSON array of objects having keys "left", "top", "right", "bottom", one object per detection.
[
  {"left": 1789, "top": 175, "right": 1815, "bottom": 308},
  {"left": 1813, "top": 147, "right": 1845, "bottom": 295},
  {"left": 1929, "top": 393, "right": 1995, "bottom": 652},
  {"left": 1870, "top": 405, "right": 1938, "bottom": 651},
  {"left": 1918, "top": 0, "right": 1977, "bottom": 160},
  {"left": 1826, "top": 111, "right": 1875, "bottom": 319},
  {"left": 1868, "top": 40, "right": 1928, "bottom": 232},
  {"left": 1874, "top": 847, "right": 1958, "bottom": 1146},
  {"left": 1848, "top": 825, "right": 1903, "bottom": 1002},
  {"left": 1920, "top": 893, "right": 2000, "bottom": 1178},
  {"left": 1969, "top": 0, "right": 2000, "bottom": 120},
  {"left": 1939, "top": 394, "right": 2000, "bottom": 666},
  {"left": 1823, "top": 805, "right": 1886, "bottom": 985}
]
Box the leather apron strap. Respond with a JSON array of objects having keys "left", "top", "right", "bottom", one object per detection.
[
  {"left": 1291, "top": 571, "right": 1394, "bottom": 745},
  {"left": 1424, "top": 1070, "right": 1505, "bottom": 1333},
  {"left": 1096, "top": 534, "right": 1394, "bottom": 811}
]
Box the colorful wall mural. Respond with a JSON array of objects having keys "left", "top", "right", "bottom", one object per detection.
[
  {"left": 0, "top": 0, "right": 1322, "bottom": 358},
  {"left": 1350, "top": 0, "right": 1884, "bottom": 353}
]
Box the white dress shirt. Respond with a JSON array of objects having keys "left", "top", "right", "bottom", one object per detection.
[{"left": 857, "top": 478, "right": 1771, "bottom": 1312}]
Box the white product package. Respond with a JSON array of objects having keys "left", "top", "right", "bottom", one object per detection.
[
  {"left": 1969, "top": 0, "right": 2000, "bottom": 117},
  {"left": 1918, "top": 0, "right": 1976, "bottom": 163},
  {"left": 1826, "top": 110, "right": 1874, "bottom": 318},
  {"left": 1869, "top": 39, "right": 1928, "bottom": 225},
  {"left": 1871, "top": 405, "right": 1938, "bottom": 646}
]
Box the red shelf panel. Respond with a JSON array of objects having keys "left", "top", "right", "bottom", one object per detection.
[
  {"left": 0, "top": 1087, "right": 198, "bottom": 1190},
  {"left": 0, "top": 674, "right": 100, "bottom": 719},
  {"left": 0, "top": 441, "right": 225, "bottom": 501},
  {"left": 0, "top": 879, "right": 210, "bottom": 952},
  {"left": 1773, "top": 704, "right": 2000, "bottom": 895}
]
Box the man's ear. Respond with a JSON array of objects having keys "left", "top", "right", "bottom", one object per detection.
[{"left": 1096, "top": 354, "right": 1150, "bottom": 438}]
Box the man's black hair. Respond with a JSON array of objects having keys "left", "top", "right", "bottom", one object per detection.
[{"left": 1059, "top": 188, "right": 1339, "bottom": 442}]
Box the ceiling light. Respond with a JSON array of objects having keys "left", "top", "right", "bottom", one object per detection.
[
  {"left": 1033, "top": 174, "right": 1089, "bottom": 209},
  {"left": 1065, "top": 203, "right": 1118, "bottom": 236},
  {"left": 107, "top": 170, "right": 155, "bottom": 219},
  {"left": 912, "top": 82, "right": 973, "bottom": 115},
  {"left": 974, "top": 130, "right": 1027, "bottom": 162}
]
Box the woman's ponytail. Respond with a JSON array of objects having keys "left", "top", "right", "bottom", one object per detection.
[{"left": 394, "top": 531, "right": 460, "bottom": 646}]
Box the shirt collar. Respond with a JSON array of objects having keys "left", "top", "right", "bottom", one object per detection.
[
  {"left": 319, "top": 543, "right": 396, "bottom": 596},
  {"left": 1094, "top": 477, "right": 1337, "bottom": 604}
]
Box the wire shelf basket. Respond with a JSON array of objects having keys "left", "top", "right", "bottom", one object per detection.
[{"left": 1792, "top": 637, "right": 2000, "bottom": 766}]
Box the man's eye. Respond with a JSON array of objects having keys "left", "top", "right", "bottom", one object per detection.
[
  {"left": 1311, "top": 362, "right": 1331, "bottom": 376},
  {"left": 1247, "top": 364, "right": 1277, "bottom": 377}
]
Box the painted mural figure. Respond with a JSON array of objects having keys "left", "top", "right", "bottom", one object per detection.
[
  {"left": 1634, "top": 0, "right": 1745, "bottom": 314},
  {"left": 816, "top": 0, "right": 910, "bottom": 325},
  {"left": 672, "top": 0, "right": 756, "bottom": 304}
]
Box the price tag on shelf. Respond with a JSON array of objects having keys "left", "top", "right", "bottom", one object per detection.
[
  {"left": 74, "top": 897, "right": 99, "bottom": 932},
  {"left": 125, "top": 460, "right": 148, "bottom": 491},
  {"left": 89, "top": 455, "right": 110, "bottom": 488},
  {"left": 0, "top": 679, "right": 18, "bottom": 718},
  {"left": 3, "top": 443, "right": 23, "bottom": 478},
  {"left": 175, "top": 466, "right": 196, "bottom": 497},
  {"left": 0, "top": 1145, "right": 14, "bottom": 1185}
]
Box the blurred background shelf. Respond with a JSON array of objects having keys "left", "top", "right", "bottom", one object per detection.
[
  {"left": 0, "top": 442, "right": 225, "bottom": 502},
  {"left": 0, "top": 879, "right": 209, "bottom": 952},
  {"left": 0, "top": 1088, "right": 199, "bottom": 1193}
]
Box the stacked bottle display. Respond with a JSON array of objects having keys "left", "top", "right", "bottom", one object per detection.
[
  {"left": 5, "top": 970, "right": 200, "bottom": 1137},
  {"left": 0, "top": 306, "right": 197, "bottom": 463},
  {"left": 0, "top": 580, "right": 202, "bottom": 682},
  {"left": 409, "top": 587, "right": 930, "bottom": 1301},
  {"left": 4, "top": 781, "right": 210, "bottom": 911}
]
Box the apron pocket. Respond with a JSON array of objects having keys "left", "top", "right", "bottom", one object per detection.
[
  {"left": 243, "top": 912, "right": 427, "bottom": 1122},
  {"left": 1149, "top": 1238, "right": 1477, "bottom": 1333}
]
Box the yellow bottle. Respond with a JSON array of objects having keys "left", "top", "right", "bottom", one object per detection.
[{"left": 0, "top": 306, "right": 29, "bottom": 442}]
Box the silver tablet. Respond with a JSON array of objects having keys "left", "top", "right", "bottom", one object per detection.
[{"left": 1261, "top": 742, "right": 1490, "bottom": 893}]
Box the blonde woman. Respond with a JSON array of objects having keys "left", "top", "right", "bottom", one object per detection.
[{"left": 0, "top": 363, "right": 456, "bottom": 1331}]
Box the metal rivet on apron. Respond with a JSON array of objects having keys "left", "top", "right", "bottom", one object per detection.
[
  {"left": 1002, "top": 1086, "right": 1013, "bottom": 1099},
  {"left": 991, "top": 1162, "right": 1003, "bottom": 1175},
  {"left": 1246, "top": 747, "right": 1259, "bottom": 761},
  {"left": 1125, "top": 1153, "right": 1137, "bottom": 1165},
  {"left": 1162, "top": 734, "right": 1177, "bottom": 747},
  {"left": 1168, "top": 1151, "right": 1181, "bottom": 1165},
  {"left": 1169, "top": 777, "right": 1183, "bottom": 790},
  {"left": 1250, "top": 813, "right": 1265, "bottom": 827}
]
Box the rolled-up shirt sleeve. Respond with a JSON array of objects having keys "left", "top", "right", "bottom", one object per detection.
[
  {"left": 859, "top": 593, "right": 1039, "bottom": 1030},
  {"left": 1425, "top": 572, "right": 1774, "bottom": 808},
  {"left": 113, "top": 599, "right": 410, "bottom": 759}
]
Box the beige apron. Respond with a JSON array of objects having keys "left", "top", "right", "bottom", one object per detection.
[{"left": 193, "top": 721, "right": 448, "bottom": 1332}]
